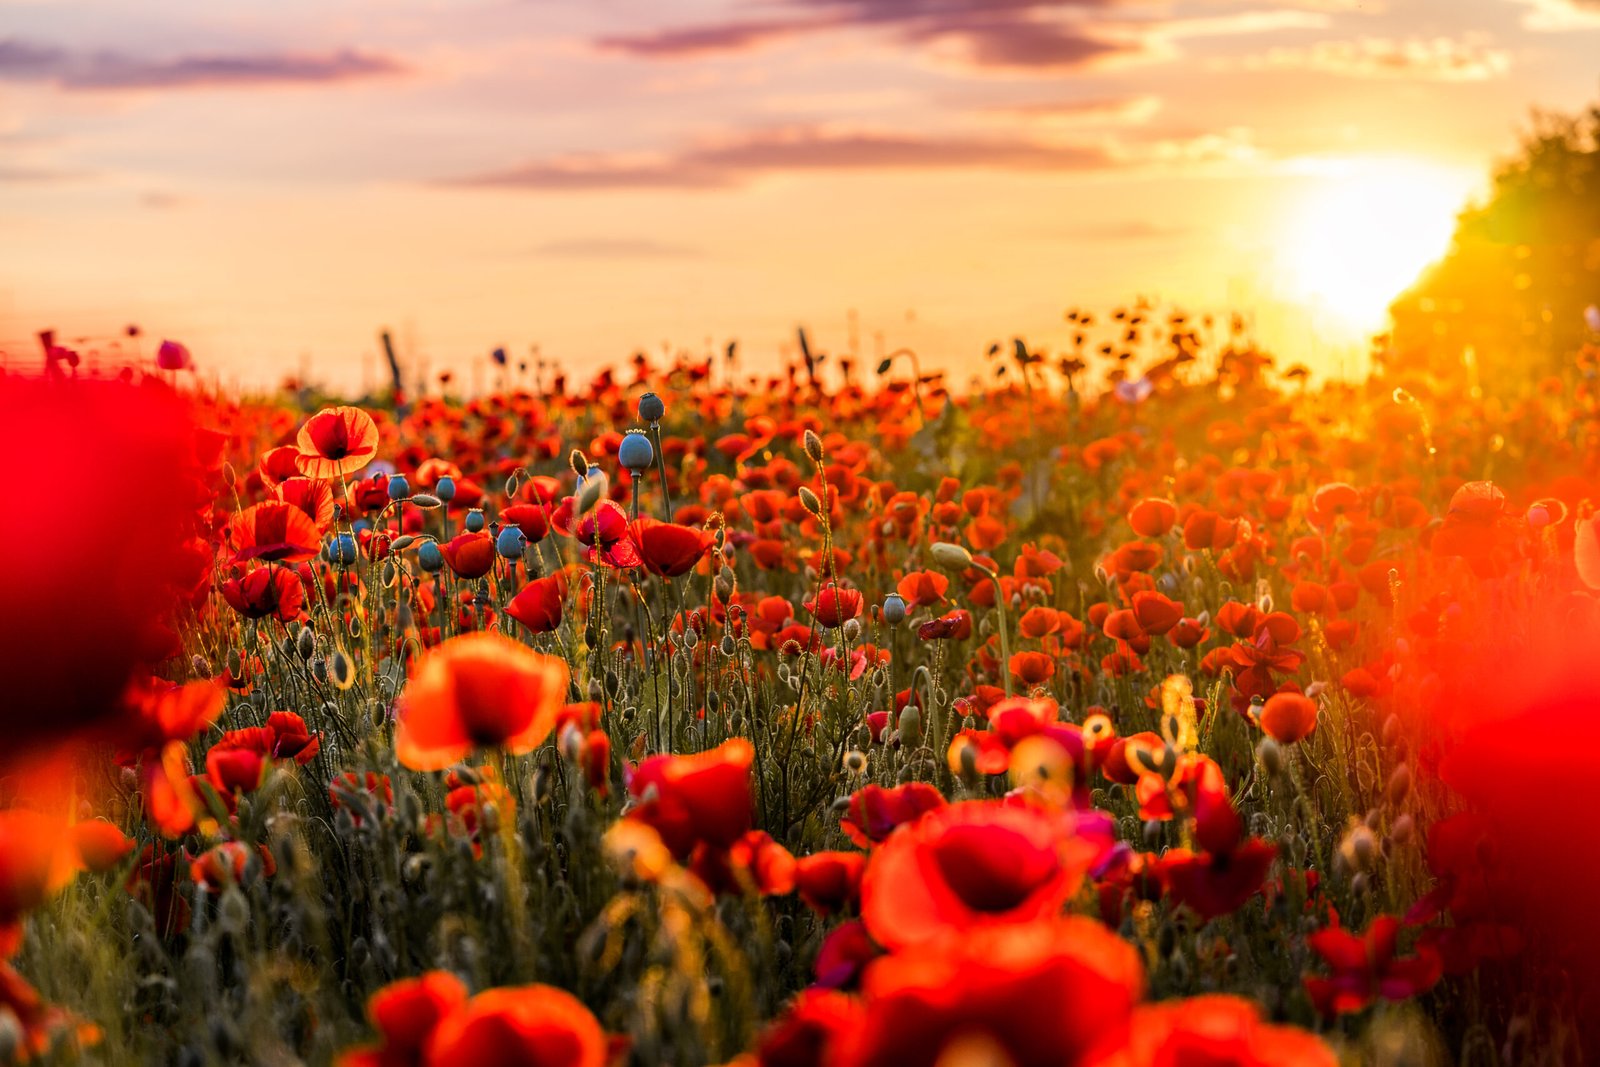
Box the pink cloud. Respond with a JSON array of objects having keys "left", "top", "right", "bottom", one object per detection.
[
  {"left": 0, "top": 40, "right": 406, "bottom": 91},
  {"left": 445, "top": 126, "right": 1116, "bottom": 191}
]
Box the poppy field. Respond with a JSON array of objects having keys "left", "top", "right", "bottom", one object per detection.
[{"left": 3, "top": 319, "right": 1600, "bottom": 1067}]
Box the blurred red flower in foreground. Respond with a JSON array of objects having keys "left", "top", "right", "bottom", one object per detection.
[
  {"left": 842, "top": 918, "right": 1143, "bottom": 1067},
  {"left": 339, "top": 972, "right": 615, "bottom": 1067},
  {"left": 1304, "top": 916, "right": 1441, "bottom": 1016},
  {"left": 0, "top": 374, "right": 216, "bottom": 767},
  {"left": 395, "top": 633, "right": 570, "bottom": 771},
  {"left": 626, "top": 738, "right": 754, "bottom": 858},
  {"left": 1086, "top": 995, "right": 1336, "bottom": 1067}
]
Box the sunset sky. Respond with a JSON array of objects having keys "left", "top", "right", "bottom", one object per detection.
[{"left": 2, "top": 0, "right": 1598, "bottom": 389}]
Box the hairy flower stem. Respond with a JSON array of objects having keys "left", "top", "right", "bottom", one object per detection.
[{"left": 648, "top": 421, "right": 673, "bottom": 520}]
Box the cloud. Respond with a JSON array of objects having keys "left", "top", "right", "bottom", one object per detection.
[
  {"left": 531, "top": 238, "right": 703, "bottom": 259},
  {"left": 985, "top": 94, "right": 1162, "bottom": 124},
  {"left": 1510, "top": 0, "right": 1600, "bottom": 29},
  {"left": 444, "top": 126, "right": 1116, "bottom": 191},
  {"left": 596, "top": 0, "right": 1135, "bottom": 71},
  {"left": 0, "top": 162, "right": 87, "bottom": 183},
  {"left": 1246, "top": 36, "right": 1512, "bottom": 80},
  {"left": 0, "top": 39, "right": 406, "bottom": 91}
]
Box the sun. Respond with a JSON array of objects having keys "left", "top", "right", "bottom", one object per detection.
[{"left": 1280, "top": 159, "right": 1479, "bottom": 334}]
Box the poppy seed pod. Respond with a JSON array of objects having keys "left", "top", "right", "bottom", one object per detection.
[
  {"left": 387, "top": 474, "right": 409, "bottom": 500},
  {"left": 328, "top": 533, "right": 358, "bottom": 566},
  {"left": 929, "top": 541, "right": 974, "bottom": 570},
  {"left": 618, "top": 431, "right": 654, "bottom": 472},
  {"left": 418, "top": 541, "right": 445, "bottom": 573},
  {"left": 638, "top": 391, "right": 665, "bottom": 423},
  {"left": 495, "top": 525, "right": 527, "bottom": 559},
  {"left": 882, "top": 593, "right": 907, "bottom": 625},
  {"left": 434, "top": 476, "right": 456, "bottom": 503}
]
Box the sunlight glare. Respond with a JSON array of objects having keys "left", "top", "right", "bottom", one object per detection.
[{"left": 1281, "top": 160, "right": 1478, "bottom": 333}]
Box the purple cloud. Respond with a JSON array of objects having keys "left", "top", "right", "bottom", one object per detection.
[
  {"left": 444, "top": 126, "right": 1115, "bottom": 191},
  {"left": 596, "top": 0, "right": 1131, "bottom": 70},
  {"left": 0, "top": 39, "right": 406, "bottom": 91}
]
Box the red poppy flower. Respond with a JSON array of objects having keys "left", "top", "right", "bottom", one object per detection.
[
  {"left": 500, "top": 503, "right": 551, "bottom": 544},
  {"left": 688, "top": 831, "right": 796, "bottom": 896},
  {"left": 795, "top": 851, "right": 868, "bottom": 914},
  {"left": 337, "top": 971, "right": 468, "bottom": 1067},
  {"left": 1159, "top": 838, "right": 1277, "bottom": 920},
  {"left": 219, "top": 565, "right": 305, "bottom": 622},
  {"left": 1018, "top": 606, "right": 1063, "bottom": 639},
  {"left": 861, "top": 801, "right": 1105, "bottom": 950},
  {"left": 1130, "top": 591, "right": 1183, "bottom": 636},
  {"left": 629, "top": 517, "right": 712, "bottom": 577},
  {"left": 1086, "top": 994, "right": 1336, "bottom": 1067},
  {"left": 1128, "top": 498, "right": 1178, "bottom": 538},
  {"left": 1009, "top": 650, "right": 1057, "bottom": 687},
  {"left": 917, "top": 609, "right": 972, "bottom": 641},
  {"left": 71, "top": 821, "right": 134, "bottom": 874},
  {"left": 1304, "top": 916, "right": 1442, "bottom": 1016},
  {"left": 841, "top": 782, "right": 946, "bottom": 847},
  {"left": 806, "top": 585, "right": 864, "bottom": 628},
  {"left": 627, "top": 738, "right": 754, "bottom": 858},
  {"left": 572, "top": 500, "right": 642, "bottom": 569},
  {"left": 230, "top": 502, "right": 321, "bottom": 565},
  {"left": 423, "top": 985, "right": 609, "bottom": 1067},
  {"left": 896, "top": 570, "right": 949, "bottom": 608},
  {"left": 0, "top": 811, "right": 80, "bottom": 937},
  {"left": 296, "top": 405, "right": 380, "bottom": 479},
  {"left": 1258, "top": 691, "right": 1317, "bottom": 743},
  {"left": 395, "top": 633, "right": 570, "bottom": 771},
  {"left": 505, "top": 572, "right": 568, "bottom": 634},
  {"left": 276, "top": 477, "right": 337, "bottom": 530},
  {"left": 440, "top": 531, "right": 497, "bottom": 579},
  {"left": 843, "top": 918, "right": 1143, "bottom": 1067},
  {"left": 750, "top": 989, "right": 864, "bottom": 1067}
]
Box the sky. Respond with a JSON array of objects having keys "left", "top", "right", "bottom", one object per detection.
[{"left": 1, "top": 0, "right": 1597, "bottom": 390}]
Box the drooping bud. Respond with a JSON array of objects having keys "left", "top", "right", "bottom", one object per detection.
[{"left": 929, "top": 541, "right": 974, "bottom": 570}]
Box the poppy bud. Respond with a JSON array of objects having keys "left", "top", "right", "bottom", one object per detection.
[
  {"left": 465, "top": 510, "right": 486, "bottom": 533},
  {"left": 929, "top": 541, "right": 974, "bottom": 569},
  {"left": 569, "top": 450, "right": 589, "bottom": 479},
  {"left": 882, "top": 593, "right": 907, "bottom": 624},
  {"left": 1386, "top": 764, "right": 1411, "bottom": 804},
  {"left": 388, "top": 474, "right": 410, "bottom": 500},
  {"left": 1256, "top": 737, "right": 1283, "bottom": 777},
  {"left": 899, "top": 703, "right": 922, "bottom": 748},
  {"left": 435, "top": 476, "right": 456, "bottom": 503},
  {"left": 638, "top": 391, "right": 665, "bottom": 423},
  {"left": 843, "top": 618, "right": 861, "bottom": 641},
  {"left": 618, "top": 431, "right": 654, "bottom": 472},
  {"left": 803, "top": 429, "right": 825, "bottom": 464},
  {"left": 297, "top": 627, "right": 316, "bottom": 659},
  {"left": 411, "top": 493, "right": 443, "bottom": 509},
  {"left": 495, "top": 526, "right": 527, "bottom": 559},
  {"left": 798, "top": 486, "right": 821, "bottom": 516},
  {"left": 842, "top": 750, "right": 867, "bottom": 774},
  {"left": 418, "top": 540, "right": 444, "bottom": 572},
  {"left": 1390, "top": 813, "right": 1414, "bottom": 844}
]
